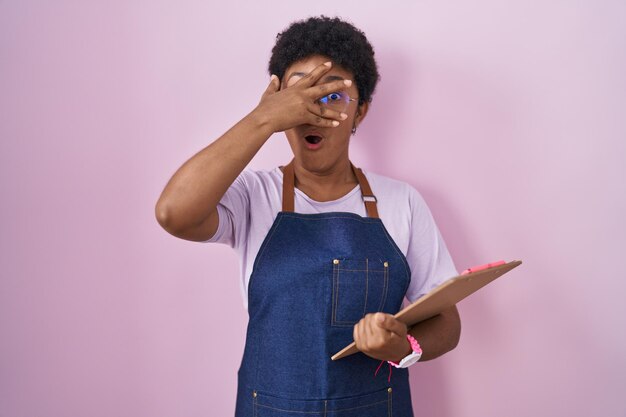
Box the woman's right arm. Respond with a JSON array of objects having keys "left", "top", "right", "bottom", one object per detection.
[{"left": 155, "top": 61, "right": 352, "bottom": 241}]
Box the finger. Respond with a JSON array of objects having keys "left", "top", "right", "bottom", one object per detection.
[
  {"left": 306, "top": 113, "right": 341, "bottom": 128},
  {"left": 261, "top": 74, "right": 280, "bottom": 99},
  {"left": 358, "top": 318, "right": 368, "bottom": 349},
  {"left": 375, "top": 313, "right": 407, "bottom": 337},
  {"left": 307, "top": 79, "right": 353, "bottom": 100},
  {"left": 292, "top": 61, "right": 333, "bottom": 87},
  {"left": 366, "top": 314, "right": 377, "bottom": 342},
  {"left": 353, "top": 321, "right": 361, "bottom": 347},
  {"left": 305, "top": 103, "right": 347, "bottom": 122}
]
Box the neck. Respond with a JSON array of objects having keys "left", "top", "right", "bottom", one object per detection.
[
  {"left": 293, "top": 159, "right": 357, "bottom": 189},
  {"left": 287, "top": 158, "right": 359, "bottom": 202}
]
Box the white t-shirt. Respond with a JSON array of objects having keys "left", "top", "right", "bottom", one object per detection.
[{"left": 204, "top": 166, "right": 458, "bottom": 310}]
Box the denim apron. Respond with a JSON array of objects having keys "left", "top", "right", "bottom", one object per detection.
[{"left": 234, "top": 160, "right": 414, "bottom": 417}]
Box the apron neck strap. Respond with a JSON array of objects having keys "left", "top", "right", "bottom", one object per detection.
[{"left": 281, "top": 159, "right": 379, "bottom": 219}]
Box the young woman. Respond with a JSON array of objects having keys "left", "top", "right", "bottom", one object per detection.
[{"left": 156, "top": 15, "right": 461, "bottom": 417}]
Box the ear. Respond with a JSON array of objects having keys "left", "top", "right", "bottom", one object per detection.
[{"left": 354, "top": 101, "right": 369, "bottom": 127}]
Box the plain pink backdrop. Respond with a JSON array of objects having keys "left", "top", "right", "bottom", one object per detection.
[{"left": 1, "top": 2, "right": 625, "bottom": 417}]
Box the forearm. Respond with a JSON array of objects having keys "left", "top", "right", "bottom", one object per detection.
[
  {"left": 155, "top": 109, "right": 272, "bottom": 233},
  {"left": 393, "top": 305, "right": 461, "bottom": 362},
  {"left": 156, "top": 66, "right": 348, "bottom": 237}
]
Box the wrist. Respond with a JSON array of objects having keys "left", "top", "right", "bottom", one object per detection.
[
  {"left": 390, "top": 338, "right": 413, "bottom": 363},
  {"left": 247, "top": 107, "right": 275, "bottom": 138},
  {"left": 403, "top": 339, "right": 413, "bottom": 357},
  {"left": 388, "top": 334, "right": 422, "bottom": 368}
]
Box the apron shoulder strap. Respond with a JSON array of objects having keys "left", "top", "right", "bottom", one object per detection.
[
  {"left": 281, "top": 160, "right": 379, "bottom": 218},
  {"left": 281, "top": 161, "right": 296, "bottom": 212},
  {"left": 351, "top": 163, "right": 379, "bottom": 219}
]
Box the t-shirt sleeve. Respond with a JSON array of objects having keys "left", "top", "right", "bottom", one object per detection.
[
  {"left": 404, "top": 185, "right": 458, "bottom": 303},
  {"left": 201, "top": 170, "right": 251, "bottom": 251}
]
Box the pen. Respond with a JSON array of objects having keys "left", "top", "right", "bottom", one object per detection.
[{"left": 460, "top": 260, "right": 506, "bottom": 275}]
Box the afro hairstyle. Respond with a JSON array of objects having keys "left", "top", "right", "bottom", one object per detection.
[{"left": 268, "top": 15, "right": 380, "bottom": 106}]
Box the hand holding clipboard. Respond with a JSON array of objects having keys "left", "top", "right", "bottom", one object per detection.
[{"left": 331, "top": 259, "right": 522, "bottom": 360}]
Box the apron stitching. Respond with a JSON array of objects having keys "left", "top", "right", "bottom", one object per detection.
[
  {"left": 332, "top": 261, "right": 338, "bottom": 325},
  {"left": 255, "top": 400, "right": 388, "bottom": 414},
  {"left": 255, "top": 399, "right": 389, "bottom": 416},
  {"left": 377, "top": 264, "right": 389, "bottom": 311},
  {"left": 329, "top": 399, "right": 389, "bottom": 412},
  {"left": 376, "top": 223, "right": 411, "bottom": 288},
  {"left": 331, "top": 259, "right": 391, "bottom": 327},
  {"left": 335, "top": 268, "right": 385, "bottom": 271},
  {"left": 280, "top": 214, "right": 378, "bottom": 223},
  {"left": 363, "top": 258, "right": 369, "bottom": 316}
]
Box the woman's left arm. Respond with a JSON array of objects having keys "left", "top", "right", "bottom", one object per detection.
[{"left": 353, "top": 306, "right": 461, "bottom": 363}]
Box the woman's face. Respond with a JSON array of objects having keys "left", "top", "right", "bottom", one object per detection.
[{"left": 280, "top": 54, "right": 368, "bottom": 174}]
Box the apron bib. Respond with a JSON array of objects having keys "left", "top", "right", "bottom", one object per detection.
[{"left": 234, "top": 160, "right": 414, "bottom": 417}]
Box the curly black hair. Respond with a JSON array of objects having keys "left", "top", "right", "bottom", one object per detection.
[{"left": 268, "top": 15, "right": 380, "bottom": 106}]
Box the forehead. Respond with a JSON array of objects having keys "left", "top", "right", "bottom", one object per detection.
[{"left": 283, "top": 55, "right": 354, "bottom": 84}]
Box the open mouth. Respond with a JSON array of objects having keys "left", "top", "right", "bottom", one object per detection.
[{"left": 305, "top": 135, "right": 323, "bottom": 144}]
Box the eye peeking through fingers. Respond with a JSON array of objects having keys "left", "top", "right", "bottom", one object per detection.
[
  {"left": 321, "top": 92, "right": 343, "bottom": 104},
  {"left": 317, "top": 91, "right": 355, "bottom": 112}
]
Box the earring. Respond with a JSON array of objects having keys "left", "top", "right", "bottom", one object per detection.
[{"left": 352, "top": 110, "right": 360, "bottom": 135}]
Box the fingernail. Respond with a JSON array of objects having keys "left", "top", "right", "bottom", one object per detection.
[
  {"left": 344, "top": 80, "right": 352, "bottom": 86},
  {"left": 324, "top": 61, "right": 332, "bottom": 67},
  {"left": 340, "top": 113, "right": 348, "bottom": 119},
  {"left": 270, "top": 74, "right": 277, "bottom": 81},
  {"left": 332, "top": 120, "right": 339, "bottom": 126}
]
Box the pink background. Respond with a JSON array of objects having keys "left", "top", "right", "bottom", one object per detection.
[{"left": 1, "top": 2, "right": 625, "bottom": 416}]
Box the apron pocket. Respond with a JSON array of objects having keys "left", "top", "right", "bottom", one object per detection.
[
  {"left": 253, "top": 387, "right": 393, "bottom": 417},
  {"left": 331, "top": 258, "right": 389, "bottom": 327}
]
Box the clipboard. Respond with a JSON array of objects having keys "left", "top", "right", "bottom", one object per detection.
[{"left": 330, "top": 259, "right": 522, "bottom": 360}]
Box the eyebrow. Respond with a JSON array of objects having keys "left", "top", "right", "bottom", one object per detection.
[{"left": 287, "top": 72, "right": 345, "bottom": 82}]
